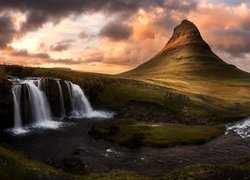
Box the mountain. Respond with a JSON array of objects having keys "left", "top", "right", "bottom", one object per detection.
[{"left": 122, "top": 20, "right": 248, "bottom": 80}]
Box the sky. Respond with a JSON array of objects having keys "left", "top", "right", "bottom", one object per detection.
[{"left": 0, "top": 0, "right": 250, "bottom": 74}]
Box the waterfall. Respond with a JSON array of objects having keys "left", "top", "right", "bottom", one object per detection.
[
  {"left": 68, "top": 82, "right": 93, "bottom": 117},
  {"left": 12, "top": 85, "right": 22, "bottom": 128},
  {"left": 25, "top": 81, "right": 53, "bottom": 123},
  {"left": 56, "top": 80, "right": 66, "bottom": 118},
  {"left": 10, "top": 77, "right": 113, "bottom": 134}
]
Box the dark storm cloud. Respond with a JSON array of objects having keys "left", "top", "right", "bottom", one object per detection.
[
  {"left": 155, "top": 0, "right": 197, "bottom": 29},
  {"left": 0, "top": 14, "right": 16, "bottom": 48},
  {"left": 0, "top": 0, "right": 199, "bottom": 33},
  {"left": 50, "top": 39, "right": 75, "bottom": 52},
  {"left": 100, "top": 22, "right": 133, "bottom": 41}
]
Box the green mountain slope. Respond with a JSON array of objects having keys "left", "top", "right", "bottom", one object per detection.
[
  {"left": 122, "top": 20, "right": 249, "bottom": 80},
  {"left": 119, "top": 20, "right": 250, "bottom": 118}
]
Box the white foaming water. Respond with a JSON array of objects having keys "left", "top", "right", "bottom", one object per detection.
[
  {"left": 12, "top": 85, "right": 22, "bottom": 128},
  {"left": 10, "top": 79, "right": 62, "bottom": 135},
  {"left": 32, "top": 120, "right": 63, "bottom": 129},
  {"left": 67, "top": 81, "right": 114, "bottom": 119},
  {"left": 69, "top": 82, "right": 93, "bottom": 116},
  {"left": 9, "top": 78, "right": 114, "bottom": 135},
  {"left": 10, "top": 128, "right": 30, "bottom": 135},
  {"left": 25, "top": 81, "right": 53, "bottom": 123},
  {"left": 226, "top": 118, "right": 250, "bottom": 138}
]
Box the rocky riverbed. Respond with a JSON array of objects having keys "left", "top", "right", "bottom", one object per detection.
[{"left": 1, "top": 118, "right": 249, "bottom": 177}]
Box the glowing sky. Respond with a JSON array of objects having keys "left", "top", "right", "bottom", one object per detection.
[{"left": 0, "top": 0, "right": 250, "bottom": 74}]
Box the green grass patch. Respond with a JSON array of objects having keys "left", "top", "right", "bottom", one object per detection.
[
  {"left": 164, "top": 158, "right": 250, "bottom": 180},
  {"left": 89, "top": 119, "right": 225, "bottom": 148},
  {"left": 0, "top": 144, "right": 73, "bottom": 179}
]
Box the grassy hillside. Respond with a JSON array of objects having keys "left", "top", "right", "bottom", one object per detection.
[
  {"left": 3, "top": 65, "right": 250, "bottom": 124},
  {"left": 118, "top": 20, "right": 250, "bottom": 122}
]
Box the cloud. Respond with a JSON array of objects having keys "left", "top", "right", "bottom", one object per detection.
[
  {"left": 187, "top": 2, "right": 250, "bottom": 58},
  {"left": 83, "top": 56, "right": 103, "bottom": 64},
  {"left": 210, "top": 28, "right": 250, "bottom": 57},
  {"left": 100, "top": 22, "right": 133, "bottom": 41},
  {"left": 78, "top": 31, "right": 88, "bottom": 39},
  {"left": 7, "top": 47, "right": 81, "bottom": 65},
  {"left": 0, "top": 0, "right": 168, "bottom": 34},
  {"left": 0, "top": 0, "right": 197, "bottom": 36},
  {"left": 0, "top": 14, "right": 16, "bottom": 48},
  {"left": 50, "top": 39, "right": 75, "bottom": 52},
  {"left": 1, "top": 0, "right": 250, "bottom": 74}
]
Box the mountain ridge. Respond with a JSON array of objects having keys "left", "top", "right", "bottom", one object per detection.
[{"left": 122, "top": 19, "right": 248, "bottom": 80}]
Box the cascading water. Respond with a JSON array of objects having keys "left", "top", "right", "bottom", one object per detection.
[
  {"left": 10, "top": 77, "right": 113, "bottom": 134},
  {"left": 66, "top": 81, "right": 113, "bottom": 118},
  {"left": 12, "top": 85, "right": 22, "bottom": 130},
  {"left": 56, "top": 80, "right": 66, "bottom": 118},
  {"left": 226, "top": 118, "right": 250, "bottom": 138},
  {"left": 26, "top": 81, "right": 52, "bottom": 123},
  {"left": 68, "top": 82, "right": 93, "bottom": 117}
]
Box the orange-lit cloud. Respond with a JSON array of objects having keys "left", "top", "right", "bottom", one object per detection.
[{"left": 0, "top": 0, "right": 250, "bottom": 74}]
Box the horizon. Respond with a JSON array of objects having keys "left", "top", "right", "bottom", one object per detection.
[{"left": 0, "top": 0, "right": 250, "bottom": 74}]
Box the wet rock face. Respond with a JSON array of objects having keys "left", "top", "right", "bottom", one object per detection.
[
  {"left": 0, "top": 79, "right": 13, "bottom": 128},
  {"left": 39, "top": 78, "right": 72, "bottom": 117},
  {"left": 41, "top": 78, "right": 62, "bottom": 118},
  {"left": 20, "top": 84, "right": 33, "bottom": 125},
  {"left": 60, "top": 80, "right": 72, "bottom": 116}
]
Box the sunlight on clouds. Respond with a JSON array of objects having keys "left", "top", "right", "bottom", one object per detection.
[
  {"left": 3, "top": 0, "right": 250, "bottom": 73},
  {"left": 11, "top": 13, "right": 106, "bottom": 60}
]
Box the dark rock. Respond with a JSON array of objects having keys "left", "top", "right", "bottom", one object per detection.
[
  {"left": 20, "top": 84, "right": 33, "bottom": 125},
  {"left": 108, "top": 125, "right": 119, "bottom": 136},
  {"left": 41, "top": 78, "right": 62, "bottom": 118},
  {"left": 60, "top": 80, "right": 72, "bottom": 116},
  {"left": 88, "top": 127, "right": 103, "bottom": 139},
  {"left": 0, "top": 78, "right": 13, "bottom": 129},
  {"left": 59, "top": 157, "right": 87, "bottom": 174}
]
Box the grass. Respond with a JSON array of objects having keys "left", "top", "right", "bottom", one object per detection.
[
  {"left": 3, "top": 65, "right": 250, "bottom": 124},
  {"left": 0, "top": 144, "right": 148, "bottom": 180},
  {"left": 1, "top": 143, "right": 249, "bottom": 179},
  {"left": 89, "top": 119, "right": 225, "bottom": 148},
  {"left": 0, "top": 66, "right": 6, "bottom": 79},
  {"left": 0, "top": 144, "right": 73, "bottom": 179},
  {"left": 164, "top": 158, "right": 250, "bottom": 180}
]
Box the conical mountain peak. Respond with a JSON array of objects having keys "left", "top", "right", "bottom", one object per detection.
[
  {"left": 122, "top": 19, "right": 247, "bottom": 79},
  {"left": 164, "top": 19, "right": 205, "bottom": 49},
  {"left": 174, "top": 20, "right": 199, "bottom": 35}
]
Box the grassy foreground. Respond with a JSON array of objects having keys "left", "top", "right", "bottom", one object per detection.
[
  {"left": 0, "top": 144, "right": 249, "bottom": 179},
  {"left": 0, "top": 144, "right": 73, "bottom": 179},
  {"left": 164, "top": 159, "right": 250, "bottom": 180},
  {"left": 89, "top": 119, "right": 225, "bottom": 148}
]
